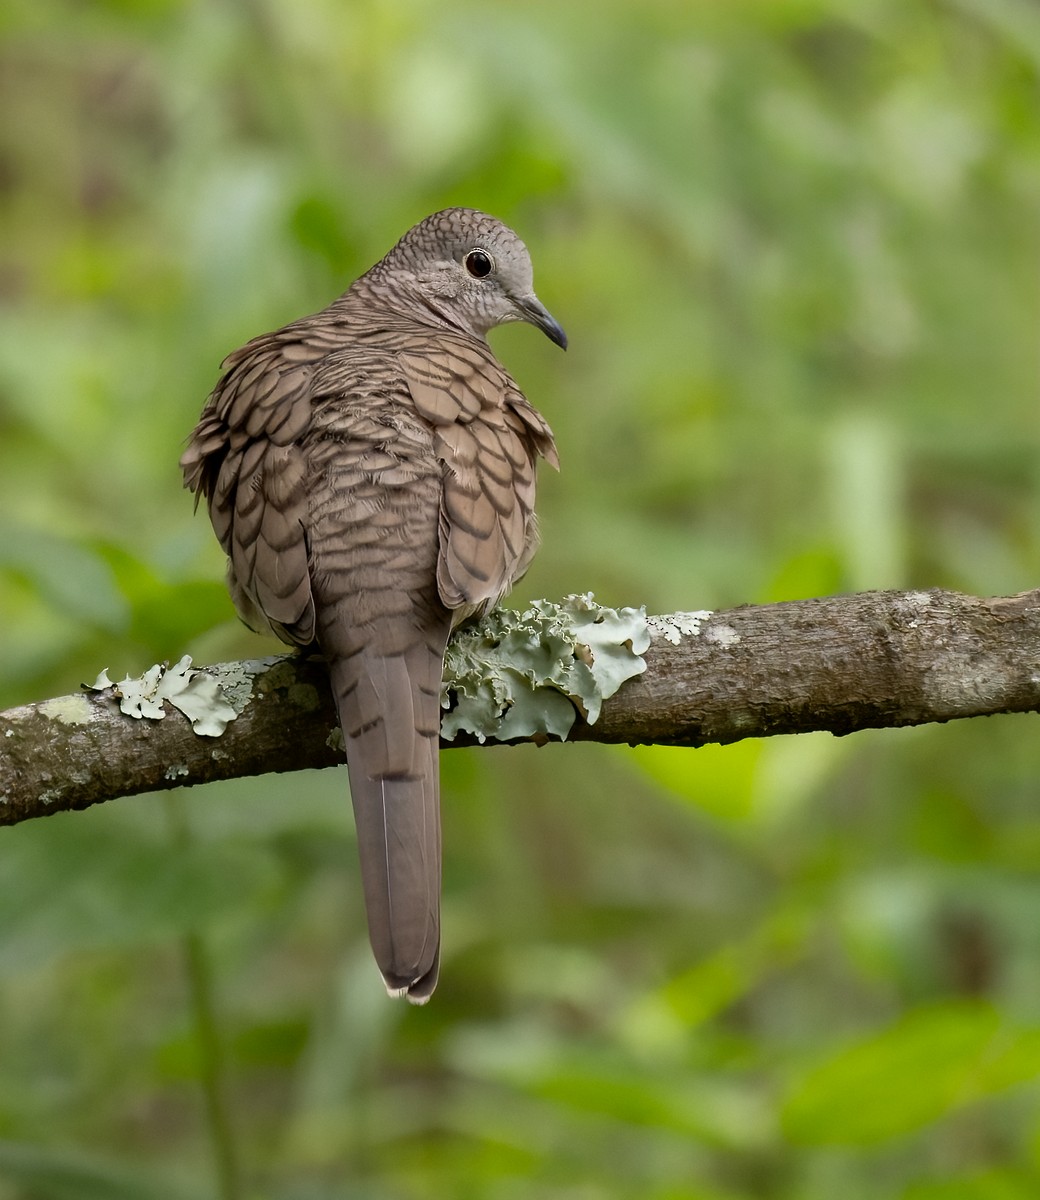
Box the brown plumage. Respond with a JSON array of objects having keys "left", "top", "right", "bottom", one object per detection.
[{"left": 181, "top": 209, "right": 564, "bottom": 1002}]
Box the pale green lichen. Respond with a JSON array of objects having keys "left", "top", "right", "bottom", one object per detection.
[
  {"left": 705, "top": 622, "right": 740, "bottom": 647},
  {"left": 37, "top": 694, "right": 94, "bottom": 726},
  {"left": 85, "top": 596, "right": 650, "bottom": 747},
  {"left": 209, "top": 660, "right": 259, "bottom": 710},
  {"left": 647, "top": 611, "right": 714, "bottom": 645},
  {"left": 88, "top": 656, "right": 238, "bottom": 737},
  {"left": 442, "top": 593, "right": 650, "bottom": 744}
]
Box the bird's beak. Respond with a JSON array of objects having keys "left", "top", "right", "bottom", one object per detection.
[{"left": 518, "top": 295, "right": 568, "bottom": 350}]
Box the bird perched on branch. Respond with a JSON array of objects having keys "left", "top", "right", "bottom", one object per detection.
[{"left": 181, "top": 209, "right": 565, "bottom": 1002}]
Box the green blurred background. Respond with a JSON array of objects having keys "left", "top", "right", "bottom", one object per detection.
[{"left": 2, "top": 1, "right": 1040, "bottom": 1197}]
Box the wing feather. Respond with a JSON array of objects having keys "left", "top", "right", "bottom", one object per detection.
[{"left": 399, "top": 335, "right": 557, "bottom": 614}]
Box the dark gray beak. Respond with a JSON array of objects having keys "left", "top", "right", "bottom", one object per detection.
[{"left": 519, "top": 295, "right": 568, "bottom": 350}]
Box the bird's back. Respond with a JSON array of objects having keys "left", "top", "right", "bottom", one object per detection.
[{"left": 181, "top": 208, "right": 563, "bottom": 1001}]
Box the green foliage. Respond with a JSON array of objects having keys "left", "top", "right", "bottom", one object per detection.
[
  {"left": 0, "top": 1140, "right": 199, "bottom": 1200},
  {"left": 783, "top": 1001, "right": 1040, "bottom": 1145},
  {"left": 2, "top": 0, "right": 1040, "bottom": 1196}
]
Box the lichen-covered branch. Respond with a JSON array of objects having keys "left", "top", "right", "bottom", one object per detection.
[{"left": 3, "top": 587, "right": 1039, "bottom": 826}]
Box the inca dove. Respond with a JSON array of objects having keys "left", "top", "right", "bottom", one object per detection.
[{"left": 181, "top": 208, "right": 564, "bottom": 1003}]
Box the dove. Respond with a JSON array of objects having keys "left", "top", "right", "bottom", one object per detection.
[{"left": 181, "top": 208, "right": 564, "bottom": 1002}]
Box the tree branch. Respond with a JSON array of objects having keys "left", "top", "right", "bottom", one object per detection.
[{"left": 3, "top": 587, "right": 1039, "bottom": 826}]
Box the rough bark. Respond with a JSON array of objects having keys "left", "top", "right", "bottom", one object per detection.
[{"left": 2, "top": 587, "right": 1039, "bottom": 827}]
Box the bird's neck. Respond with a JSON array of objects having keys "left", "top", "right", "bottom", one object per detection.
[{"left": 340, "top": 271, "right": 487, "bottom": 344}]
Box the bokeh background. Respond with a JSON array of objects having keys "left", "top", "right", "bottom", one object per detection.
[{"left": 2, "top": 1, "right": 1040, "bottom": 1197}]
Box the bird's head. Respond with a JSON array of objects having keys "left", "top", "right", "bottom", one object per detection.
[{"left": 372, "top": 208, "right": 567, "bottom": 350}]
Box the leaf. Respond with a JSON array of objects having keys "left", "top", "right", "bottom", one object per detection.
[
  {"left": 0, "top": 525, "right": 128, "bottom": 632},
  {"left": 0, "top": 809, "right": 282, "bottom": 972},
  {"left": 782, "top": 1001, "right": 1040, "bottom": 1145},
  {"left": 904, "top": 1168, "right": 1040, "bottom": 1200},
  {"left": 0, "top": 1139, "right": 201, "bottom": 1200}
]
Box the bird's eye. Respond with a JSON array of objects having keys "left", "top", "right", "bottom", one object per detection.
[{"left": 464, "top": 249, "right": 494, "bottom": 278}]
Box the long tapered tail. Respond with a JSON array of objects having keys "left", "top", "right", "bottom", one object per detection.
[{"left": 327, "top": 636, "right": 446, "bottom": 1003}]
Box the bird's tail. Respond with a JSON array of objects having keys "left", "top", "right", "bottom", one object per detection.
[{"left": 327, "top": 635, "right": 446, "bottom": 1003}]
